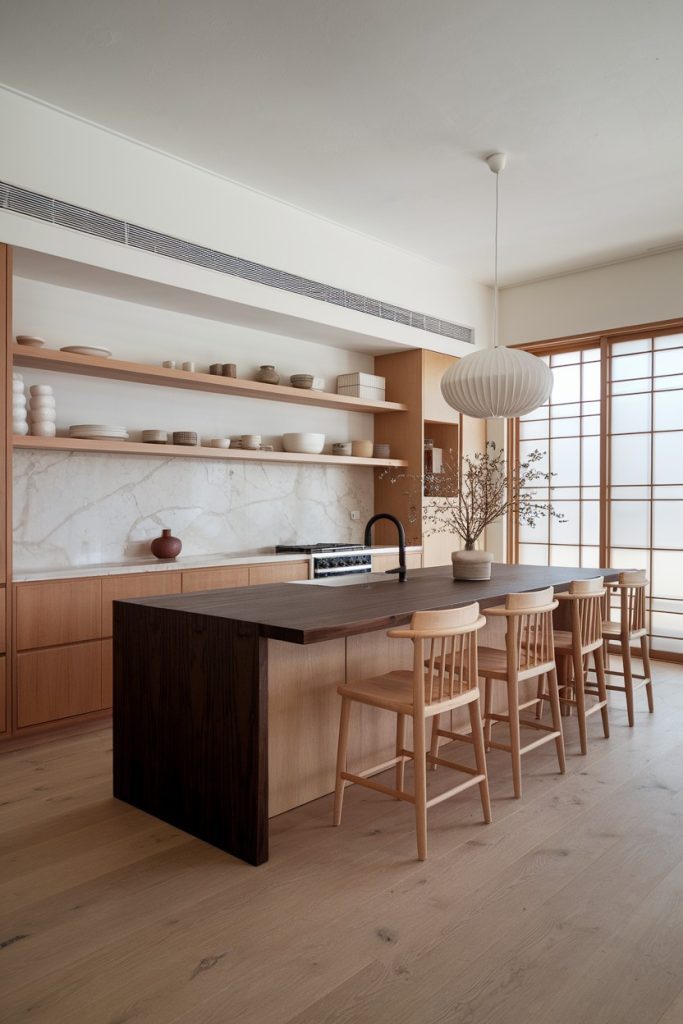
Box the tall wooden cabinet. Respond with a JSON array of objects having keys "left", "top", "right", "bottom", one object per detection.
[
  {"left": 1, "top": 244, "right": 11, "bottom": 735},
  {"left": 374, "top": 348, "right": 486, "bottom": 566}
]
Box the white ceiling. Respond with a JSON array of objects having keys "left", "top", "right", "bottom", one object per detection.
[{"left": 1, "top": 0, "right": 682, "bottom": 286}]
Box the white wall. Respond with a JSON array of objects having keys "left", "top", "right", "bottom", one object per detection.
[
  {"left": 0, "top": 87, "right": 492, "bottom": 355},
  {"left": 500, "top": 249, "right": 683, "bottom": 345},
  {"left": 12, "top": 276, "right": 378, "bottom": 571}
]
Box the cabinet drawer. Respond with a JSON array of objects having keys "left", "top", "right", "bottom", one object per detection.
[
  {"left": 102, "top": 572, "right": 182, "bottom": 637},
  {"left": 181, "top": 566, "right": 249, "bottom": 593},
  {"left": 17, "top": 641, "right": 102, "bottom": 728},
  {"left": 0, "top": 656, "right": 6, "bottom": 734},
  {"left": 249, "top": 561, "right": 309, "bottom": 586},
  {"left": 16, "top": 579, "right": 102, "bottom": 650},
  {"left": 0, "top": 586, "right": 5, "bottom": 653}
]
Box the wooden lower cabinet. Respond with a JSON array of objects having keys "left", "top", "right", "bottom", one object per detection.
[
  {"left": 372, "top": 551, "right": 422, "bottom": 574},
  {"left": 16, "top": 641, "right": 103, "bottom": 728},
  {"left": 0, "top": 656, "right": 6, "bottom": 734},
  {"left": 181, "top": 565, "right": 249, "bottom": 593},
  {"left": 0, "top": 586, "right": 5, "bottom": 653},
  {"left": 101, "top": 572, "right": 182, "bottom": 636},
  {"left": 16, "top": 578, "right": 101, "bottom": 650},
  {"left": 248, "top": 561, "right": 308, "bottom": 585}
]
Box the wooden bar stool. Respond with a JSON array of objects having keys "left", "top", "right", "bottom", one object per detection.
[
  {"left": 537, "top": 577, "right": 609, "bottom": 754},
  {"left": 333, "top": 603, "right": 490, "bottom": 861},
  {"left": 588, "top": 569, "right": 653, "bottom": 726},
  {"left": 479, "top": 587, "right": 566, "bottom": 799}
]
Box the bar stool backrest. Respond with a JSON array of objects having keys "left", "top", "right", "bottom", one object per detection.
[
  {"left": 389, "top": 603, "right": 485, "bottom": 707},
  {"left": 617, "top": 569, "right": 648, "bottom": 637},
  {"left": 504, "top": 586, "right": 558, "bottom": 679},
  {"left": 568, "top": 576, "right": 606, "bottom": 652}
]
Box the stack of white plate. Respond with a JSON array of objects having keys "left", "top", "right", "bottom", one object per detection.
[{"left": 69, "top": 424, "right": 129, "bottom": 440}]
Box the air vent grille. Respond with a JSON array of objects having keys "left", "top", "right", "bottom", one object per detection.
[{"left": 1, "top": 180, "right": 474, "bottom": 344}]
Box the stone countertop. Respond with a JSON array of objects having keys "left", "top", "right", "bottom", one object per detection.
[{"left": 13, "top": 546, "right": 422, "bottom": 583}]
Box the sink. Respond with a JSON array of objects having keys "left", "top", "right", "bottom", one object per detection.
[{"left": 289, "top": 573, "right": 397, "bottom": 587}]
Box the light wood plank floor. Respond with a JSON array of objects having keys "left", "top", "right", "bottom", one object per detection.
[{"left": 1, "top": 660, "right": 682, "bottom": 1024}]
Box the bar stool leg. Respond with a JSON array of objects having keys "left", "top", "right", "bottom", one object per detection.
[
  {"left": 641, "top": 635, "right": 654, "bottom": 713},
  {"left": 594, "top": 644, "right": 610, "bottom": 738},
  {"left": 622, "top": 637, "right": 635, "bottom": 727},
  {"left": 535, "top": 674, "right": 544, "bottom": 720},
  {"left": 507, "top": 676, "right": 523, "bottom": 799},
  {"left": 484, "top": 678, "right": 493, "bottom": 750},
  {"left": 333, "top": 696, "right": 352, "bottom": 826},
  {"left": 572, "top": 645, "right": 588, "bottom": 755},
  {"left": 469, "top": 698, "right": 492, "bottom": 824},
  {"left": 547, "top": 666, "right": 566, "bottom": 775},
  {"left": 413, "top": 714, "right": 428, "bottom": 861},
  {"left": 396, "top": 713, "right": 407, "bottom": 792},
  {"left": 428, "top": 713, "right": 440, "bottom": 771}
]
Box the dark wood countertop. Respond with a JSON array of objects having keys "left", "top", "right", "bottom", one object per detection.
[{"left": 117, "top": 563, "right": 619, "bottom": 644}]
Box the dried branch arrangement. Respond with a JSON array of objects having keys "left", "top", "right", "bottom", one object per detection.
[{"left": 382, "top": 441, "right": 565, "bottom": 550}]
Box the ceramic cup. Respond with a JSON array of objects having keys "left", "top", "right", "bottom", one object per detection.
[
  {"left": 30, "top": 421, "right": 57, "bottom": 437},
  {"left": 162, "top": 360, "right": 177, "bottom": 369},
  {"left": 209, "top": 363, "right": 223, "bottom": 375},
  {"left": 241, "top": 434, "right": 261, "bottom": 450},
  {"left": 210, "top": 438, "right": 231, "bottom": 449},
  {"left": 181, "top": 361, "right": 195, "bottom": 372},
  {"left": 222, "top": 363, "right": 237, "bottom": 378},
  {"left": 29, "top": 384, "right": 54, "bottom": 396}
]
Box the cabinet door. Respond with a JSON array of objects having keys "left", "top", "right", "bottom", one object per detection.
[
  {"left": 0, "top": 586, "right": 5, "bottom": 653},
  {"left": 16, "top": 641, "right": 102, "bottom": 728},
  {"left": 181, "top": 566, "right": 249, "bottom": 593},
  {"left": 249, "top": 561, "right": 309, "bottom": 586},
  {"left": 372, "top": 552, "right": 422, "bottom": 574},
  {"left": 101, "top": 572, "right": 182, "bottom": 637},
  {"left": 16, "top": 579, "right": 102, "bottom": 650},
  {"left": 102, "top": 638, "right": 113, "bottom": 709},
  {"left": 0, "top": 656, "right": 6, "bottom": 734}
]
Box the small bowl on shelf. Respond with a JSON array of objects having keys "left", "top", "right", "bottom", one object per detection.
[
  {"left": 241, "top": 434, "right": 262, "bottom": 450},
  {"left": 29, "top": 384, "right": 54, "bottom": 397},
  {"left": 16, "top": 335, "right": 46, "bottom": 348},
  {"left": 332, "top": 442, "right": 352, "bottom": 456},
  {"left": 142, "top": 430, "right": 168, "bottom": 444},
  {"left": 373, "top": 443, "right": 391, "bottom": 459},
  {"left": 289, "top": 374, "right": 314, "bottom": 389},
  {"left": 351, "top": 440, "right": 374, "bottom": 458},
  {"left": 172, "top": 431, "right": 198, "bottom": 446},
  {"left": 282, "top": 432, "right": 325, "bottom": 455},
  {"left": 210, "top": 438, "right": 231, "bottom": 449}
]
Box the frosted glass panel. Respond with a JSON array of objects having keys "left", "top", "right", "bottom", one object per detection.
[
  {"left": 520, "top": 442, "right": 549, "bottom": 474},
  {"left": 654, "top": 432, "right": 683, "bottom": 484},
  {"left": 654, "top": 334, "right": 683, "bottom": 350},
  {"left": 653, "top": 503, "right": 681, "bottom": 549},
  {"left": 520, "top": 418, "right": 548, "bottom": 440},
  {"left": 519, "top": 544, "right": 549, "bottom": 566},
  {"left": 551, "top": 352, "right": 581, "bottom": 367},
  {"left": 551, "top": 417, "right": 580, "bottom": 438},
  {"left": 649, "top": 635, "right": 683, "bottom": 654},
  {"left": 610, "top": 485, "right": 650, "bottom": 499},
  {"left": 582, "top": 502, "right": 600, "bottom": 545},
  {"left": 654, "top": 390, "right": 683, "bottom": 431},
  {"left": 551, "top": 502, "right": 580, "bottom": 544},
  {"left": 582, "top": 415, "right": 600, "bottom": 436},
  {"left": 654, "top": 485, "right": 683, "bottom": 499},
  {"left": 612, "top": 339, "right": 651, "bottom": 355},
  {"left": 610, "top": 502, "right": 650, "bottom": 548},
  {"left": 580, "top": 546, "right": 600, "bottom": 567},
  {"left": 654, "top": 346, "right": 683, "bottom": 376},
  {"left": 519, "top": 515, "right": 549, "bottom": 543},
  {"left": 611, "top": 351, "right": 652, "bottom": 381},
  {"left": 611, "top": 393, "right": 651, "bottom": 434},
  {"left": 550, "top": 545, "right": 579, "bottom": 566},
  {"left": 583, "top": 348, "right": 601, "bottom": 361},
  {"left": 582, "top": 436, "right": 600, "bottom": 486},
  {"left": 550, "top": 364, "right": 581, "bottom": 404},
  {"left": 550, "top": 438, "right": 580, "bottom": 485},
  {"left": 650, "top": 612, "right": 683, "bottom": 641},
  {"left": 652, "top": 551, "right": 683, "bottom": 597},
  {"left": 582, "top": 361, "right": 601, "bottom": 401},
  {"left": 655, "top": 374, "right": 683, "bottom": 392},
  {"left": 611, "top": 378, "right": 650, "bottom": 396},
  {"left": 550, "top": 402, "right": 580, "bottom": 419},
  {"left": 610, "top": 548, "right": 649, "bottom": 570},
  {"left": 611, "top": 435, "right": 650, "bottom": 485}
]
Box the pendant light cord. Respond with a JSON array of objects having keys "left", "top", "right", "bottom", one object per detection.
[{"left": 493, "top": 168, "right": 500, "bottom": 349}]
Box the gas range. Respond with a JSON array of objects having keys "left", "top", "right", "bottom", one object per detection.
[{"left": 275, "top": 543, "right": 372, "bottom": 578}]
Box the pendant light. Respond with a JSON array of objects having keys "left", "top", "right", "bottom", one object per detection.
[{"left": 440, "top": 153, "right": 553, "bottom": 419}]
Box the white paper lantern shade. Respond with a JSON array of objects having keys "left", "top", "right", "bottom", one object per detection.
[{"left": 440, "top": 346, "right": 553, "bottom": 420}]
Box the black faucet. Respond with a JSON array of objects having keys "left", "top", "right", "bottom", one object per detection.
[{"left": 364, "top": 513, "right": 407, "bottom": 583}]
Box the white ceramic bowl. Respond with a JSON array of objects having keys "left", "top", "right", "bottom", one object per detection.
[
  {"left": 241, "top": 434, "right": 262, "bottom": 450},
  {"left": 282, "top": 432, "right": 325, "bottom": 455},
  {"left": 210, "top": 438, "right": 231, "bottom": 449}
]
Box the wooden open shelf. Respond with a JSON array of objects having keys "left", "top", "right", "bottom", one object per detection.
[
  {"left": 13, "top": 435, "right": 408, "bottom": 468},
  {"left": 12, "top": 346, "right": 407, "bottom": 415}
]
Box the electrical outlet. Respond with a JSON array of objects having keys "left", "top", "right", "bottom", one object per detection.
[{"left": 350, "top": 510, "right": 360, "bottom": 521}]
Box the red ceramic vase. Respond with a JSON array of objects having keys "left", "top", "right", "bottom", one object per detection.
[{"left": 150, "top": 528, "right": 182, "bottom": 560}]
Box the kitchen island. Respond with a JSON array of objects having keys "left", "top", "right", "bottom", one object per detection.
[{"left": 113, "top": 563, "right": 618, "bottom": 865}]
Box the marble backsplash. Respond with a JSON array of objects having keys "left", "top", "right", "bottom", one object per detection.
[{"left": 13, "top": 450, "right": 374, "bottom": 572}]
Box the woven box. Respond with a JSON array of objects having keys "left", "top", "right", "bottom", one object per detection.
[{"left": 337, "top": 372, "right": 386, "bottom": 401}]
